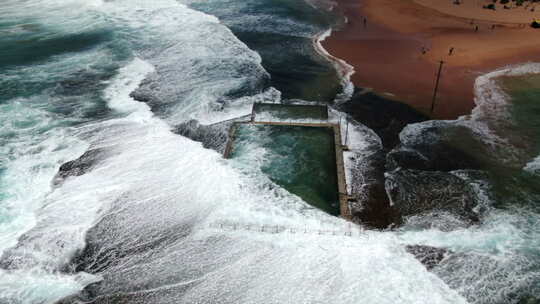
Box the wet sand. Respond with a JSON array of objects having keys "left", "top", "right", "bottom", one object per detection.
[{"left": 322, "top": 0, "right": 540, "bottom": 119}]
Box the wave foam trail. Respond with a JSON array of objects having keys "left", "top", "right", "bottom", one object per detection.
[
  {"left": 314, "top": 29, "right": 355, "bottom": 102},
  {"left": 524, "top": 155, "right": 540, "bottom": 174}
]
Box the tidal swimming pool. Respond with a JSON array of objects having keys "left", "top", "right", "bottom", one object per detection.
[{"left": 230, "top": 123, "right": 340, "bottom": 216}]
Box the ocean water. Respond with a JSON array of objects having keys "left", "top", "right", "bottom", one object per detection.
[
  {"left": 0, "top": 0, "right": 538, "bottom": 304},
  {"left": 183, "top": 0, "right": 343, "bottom": 102}
]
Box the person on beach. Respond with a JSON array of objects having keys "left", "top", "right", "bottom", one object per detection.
[
  {"left": 448, "top": 47, "right": 454, "bottom": 56},
  {"left": 475, "top": 25, "right": 479, "bottom": 32},
  {"left": 363, "top": 17, "right": 367, "bottom": 27}
]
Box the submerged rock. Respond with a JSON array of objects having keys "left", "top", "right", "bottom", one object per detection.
[
  {"left": 386, "top": 146, "right": 432, "bottom": 171},
  {"left": 173, "top": 117, "right": 251, "bottom": 154},
  {"left": 387, "top": 121, "right": 485, "bottom": 172},
  {"left": 385, "top": 168, "right": 479, "bottom": 226},
  {"left": 173, "top": 119, "right": 230, "bottom": 153},
  {"left": 433, "top": 251, "right": 540, "bottom": 304},
  {"left": 406, "top": 245, "right": 450, "bottom": 270},
  {"left": 53, "top": 148, "right": 106, "bottom": 185}
]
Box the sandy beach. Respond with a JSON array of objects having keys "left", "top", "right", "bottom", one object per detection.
[{"left": 323, "top": 0, "right": 540, "bottom": 119}]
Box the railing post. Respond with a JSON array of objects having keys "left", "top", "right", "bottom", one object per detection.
[
  {"left": 431, "top": 60, "right": 445, "bottom": 115},
  {"left": 345, "top": 121, "right": 349, "bottom": 146}
]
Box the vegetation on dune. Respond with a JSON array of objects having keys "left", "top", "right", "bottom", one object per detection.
[{"left": 479, "top": 0, "right": 540, "bottom": 10}]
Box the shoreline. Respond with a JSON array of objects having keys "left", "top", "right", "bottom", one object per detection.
[
  {"left": 313, "top": 29, "right": 356, "bottom": 102},
  {"left": 320, "top": 0, "right": 540, "bottom": 119},
  {"left": 472, "top": 62, "right": 540, "bottom": 120}
]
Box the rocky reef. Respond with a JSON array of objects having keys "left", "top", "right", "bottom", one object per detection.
[
  {"left": 385, "top": 168, "right": 480, "bottom": 227},
  {"left": 53, "top": 148, "right": 107, "bottom": 186},
  {"left": 340, "top": 92, "right": 492, "bottom": 230},
  {"left": 405, "top": 245, "right": 450, "bottom": 270}
]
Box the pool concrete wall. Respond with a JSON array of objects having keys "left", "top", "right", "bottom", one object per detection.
[{"left": 224, "top": 120, "right": 351, "bottom": 220}]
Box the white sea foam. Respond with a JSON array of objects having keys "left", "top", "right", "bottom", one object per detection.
[
  {"left": 0, "top": 270, "right": 100, "bottom": 304},
  {"left": 103, "top": 58, "right": 156, "bottom": 120},
  {"left": 524, "top": 155, "right": 540, "bottom": 174},
  {"left": 0, "top": 100, "right": 88, "bottom": 254},
  {"left": 314, "top": 29, "right": 355, "bottom": 103}
]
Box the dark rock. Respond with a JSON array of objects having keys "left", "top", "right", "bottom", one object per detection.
[
  {"left": 386, "top": 146, "right": 432, "bottom": 171},
  {"left": 406, "top": 245, "right": 450, "bottom": 270},
  {"left": 385, "top": 168, "right": 479, "bottom": 226},
  {"left": 337, "top": 121, "right": 395, "bottom": 229},
  {"left": 173, "top": 118, "right": 249, "bottom": 154},
  {"left": 338, "top": 89, "right": 428, "bottom": 150},
  {"left": 348, "top": 150, "right": 395, "bottom": 229},
  {"left": 387, "top": 143, "right": 481, "bottom": 172},
  {"left": 387, "top": 121, "right": 486, "bottom": 172},
  {"left": 53, "top": 148, "right": 106, "bottom": 185}
]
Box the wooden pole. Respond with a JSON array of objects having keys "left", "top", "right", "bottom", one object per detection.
[{"left": 431, "top": 60, "right": 444, "bottom": 115}]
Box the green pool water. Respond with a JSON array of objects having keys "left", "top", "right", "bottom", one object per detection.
[
  {"left": 253, "top": 103, "right": 328, "bottom": 121},
  {"left": 231, "top": 124, "right": 340, "bottom": 216}
]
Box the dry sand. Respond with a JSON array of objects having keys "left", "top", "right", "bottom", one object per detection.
[{"left": 322, "top": 0, "right": 540, "bottom": 119}]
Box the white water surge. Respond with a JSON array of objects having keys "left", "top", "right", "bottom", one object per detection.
[{"left": 314, "top": 29, "right": 355, "bottom": 102}]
